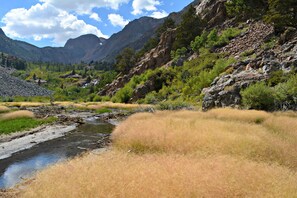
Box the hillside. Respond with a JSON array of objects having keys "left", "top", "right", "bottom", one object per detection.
[
  {"left": 99, "top": 0, "right": 297, "bottom": 111},
  {"left": 0, "top": 67, "right": 52, "bottom": 97}
]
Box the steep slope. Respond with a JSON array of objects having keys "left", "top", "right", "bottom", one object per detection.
[
  {"left": 87, "top": 17, "right": 164, "bottom": 63},
  {"left": 0, "top": 67, "right": 52, "bottom": 97}
]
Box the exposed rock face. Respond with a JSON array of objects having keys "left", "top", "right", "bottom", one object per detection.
[
  {"left": 0, "top": 67, "right": 52, "bottom": 97},
  {"left": 202, "top": 69, "right": 268, "bottom": 110},
  {"left": 202, "top": 28, "right": 297, "bottom": 111},
  {"left": 196, "top": 0, "right": 227, "bottom": 27},
  {"left": 99, "top": 29, "right": 177, "bottom": 97}
]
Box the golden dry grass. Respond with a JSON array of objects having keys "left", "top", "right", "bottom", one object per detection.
[
  {"left": 20, "top": 108, "right": 297, "bottom": 197},
  {"left": 0, "top": 110, "right": 35, "bottom": 120},
  {"left": 22, "top": 151, "right": 297, "bottom": 198},
  {"left": 112, "top": 110, "right": 297, "bottom": 168},
  {"left": 52, "top": 101, "right": 153, "bottom": 110},
  {"left": 207, "top": 108, "right": 271, "bottom": 123},
  {"left": 86, "top": 102, "right": 153, "bottom": 110},
  {"left": 0, "top": 102, "right": 49, "bottom": 107},
  {"left": 0, "top": 105, "right": 10, "bottom": 113}
]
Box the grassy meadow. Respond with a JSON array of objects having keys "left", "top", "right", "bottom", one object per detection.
[
  {"left": 0, "top": 109, "right": 56, "bottom": 135},
  {"left": 20, "top": 108, "right": 297, "bottom": 197}
]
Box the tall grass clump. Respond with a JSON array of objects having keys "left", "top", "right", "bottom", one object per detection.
[
  {"left": 22, "top": 151, "right": 297, "bottom": 198},
  {"left": 207, "top": 108, "right": 271, "bottom": 124},
  {"left": 0, "top": 110, "right": 35, "bottom": 120},
  {"left": 112, "top": 110, "right": 297, "bottom": 168},
  {"left": 0, "top": 105, "right": 10, "bottom": 113}
]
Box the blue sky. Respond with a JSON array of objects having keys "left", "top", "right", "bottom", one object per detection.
[{"left": 0, "top": 0, "right": 193, "bottom": 47}]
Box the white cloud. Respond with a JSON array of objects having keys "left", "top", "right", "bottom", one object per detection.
[
  {"left": 150, "top": 10, "right": 168, "bottom": 19},
  {"left": 132, "top": 0, "right": 160, "bottom": 15},
  {"left": 39, "top": 0, "right": 130, "bottom": 15},
  {"left": 89, "top": 13, "right": 101, "bottom": 22},
  {"left": 1, "top": 3, "right": 108, "bottom": 46},
  {"left": 108, "top": 14, "right": 130, "bottom": 28}
]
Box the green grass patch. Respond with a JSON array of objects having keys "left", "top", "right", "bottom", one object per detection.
[
  {"left": 0, "top": 117, "right": 57, "bottom": 135},
  {"left": 95, "top": 108, "right": 112, "bottom": 114}
]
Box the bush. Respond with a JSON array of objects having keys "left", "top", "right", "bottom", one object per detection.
[
  {"left": 274, "top": 74, "right": 297, "bottom": 109},
  {"left": 241, "top": 82, "right": 275, "bottom": 111},
  {"left": 191, "top": 28, "right": 242, "bottom": 53},
  {"left": 112, "top": 86, "right": 134, "bottom": 103},
  {"left": 157, "top": 101, "right": 193, "bottom": 110}
]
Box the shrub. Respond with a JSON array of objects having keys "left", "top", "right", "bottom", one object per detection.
[
  {"left": 191, "top": 28, "right": 242, "bottom": 53},
  {"left": 274, "top": 74, "right": 297, "bottom": 109},
  {"left": 112, "top": 86, "right": 134, "bottom": 103},
  {"left": 171, "top": 47, "right": 187, "bottom": 63},
  {"left": 241, "top": 82, "right": 275, "bottom": 111},
  {"left": 157, "top": 101, "right": 192, "bottom": 110}
]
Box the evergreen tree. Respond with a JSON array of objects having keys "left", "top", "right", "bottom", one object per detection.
[
  {"left": 172, "top": 5, "right": 204, "bottom": 50},
  {"left": 264, "top": 0, "right": 297, "bottom": 32},
  {"left": 116, "top": 47, "right": 136, "bottom": 74}
]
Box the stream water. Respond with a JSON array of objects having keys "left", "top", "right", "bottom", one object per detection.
[{"left": 0, "top": 118, "right": 114, "bottom": 189}]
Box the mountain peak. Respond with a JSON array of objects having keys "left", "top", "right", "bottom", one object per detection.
[{"left": 0, "top": 28, "right": 5, "bottom": 36}]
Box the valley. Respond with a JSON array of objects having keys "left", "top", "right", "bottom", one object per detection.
[{"left": 0, "top": 0, "right": 297, "bottom": 197}]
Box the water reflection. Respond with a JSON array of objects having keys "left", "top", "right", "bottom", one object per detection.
[
  {"left": 0, "top": 153, "right": 64, "bottom": 188},
  {"left": 0, "top": 119, "right": 114, "bottom": 189}
]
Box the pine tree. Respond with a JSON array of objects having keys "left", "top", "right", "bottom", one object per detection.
[{"left": 172, "top": 5, "right": 203, "bottom": 50}]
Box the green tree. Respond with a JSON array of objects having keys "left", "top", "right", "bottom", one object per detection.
[
  {"left": 264, "top": 0, "right": 297, "bottom": 32},
  {"left": 156, "top": 18, "right": 176, "bottom": 37},
  {"left": 225, "top": 0, "right": 267, "bottom": 19},
  {"left": 116, "top": 47, "right": 136, "bottom": 74},
  {"left": 173, "top": 5, "right": 204, "bottom": 50}
]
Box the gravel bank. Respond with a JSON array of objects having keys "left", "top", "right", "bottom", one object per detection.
[{"left": 0, "top": 67, "right": 52, "bottom": 97}]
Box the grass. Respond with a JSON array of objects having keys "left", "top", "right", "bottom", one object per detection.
[
  {"left": 0, "top": 105, "right": 10, "bottom": 113},
  {"left": 17, "top": 108, "right": 297, "bottom": 197},
  {"left": 22, "top": 151, "right": 297, "bottom": 198},
  {"left": 0, "top": 116, "right": 57, "bottom": 135},
  {"left": 0, "top": 101, "right": 153, "bottom": 111},
  {"left": 0, "top": 102, "right": 49, "bottom": 108},
  {"left": 95, "top": 108, "right": 112, "bottom": 114},
  {"left": 112, "top": 110, "right": 297, "bottom": 168},
  {"left": 0, "top": 110, "right": 35, "bottom": 121}
]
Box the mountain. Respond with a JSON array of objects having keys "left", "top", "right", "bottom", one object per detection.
[
  {"left": 0, "top": 1, "right": 200, "bottom": 64},
  {"left": 87, "top": 17, "right": 164, "bottom": 63}
]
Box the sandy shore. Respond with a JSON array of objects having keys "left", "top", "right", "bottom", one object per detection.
[{"left": 0, "top": 124, "right": 77, "bottom": 160}]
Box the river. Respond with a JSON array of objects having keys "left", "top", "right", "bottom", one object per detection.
[{"left": 0, "top": 117, "right": 114, "bottom": 189}]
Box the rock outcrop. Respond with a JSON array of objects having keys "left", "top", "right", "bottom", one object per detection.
[
  {"left": 196, "top": 0, "right": 227, "bottom": 27},
  {"left": 202, "top": 27, "right": 297, "bottom": 111},
  {"left": 99, "top": 29, "right": 177, "bottom": 97}
]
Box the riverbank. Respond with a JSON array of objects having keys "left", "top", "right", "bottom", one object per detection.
[{"left": 0, "top": 124, "right": 77, "bottom": 160}]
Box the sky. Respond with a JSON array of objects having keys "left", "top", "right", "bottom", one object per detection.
[{"left": 0, "top": 0, "right": 193, "bottom": 47}]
